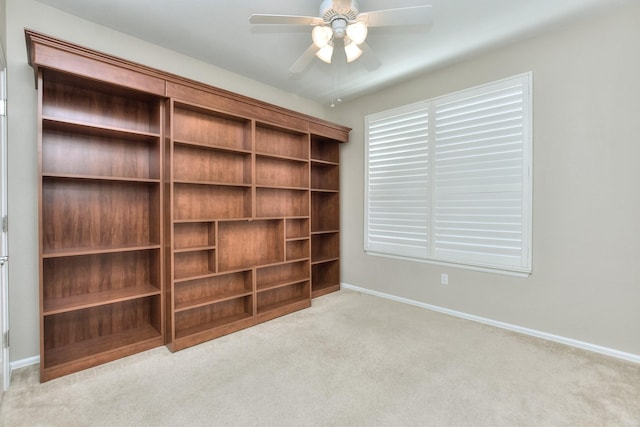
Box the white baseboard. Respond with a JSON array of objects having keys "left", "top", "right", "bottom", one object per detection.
[
  {"left": 341, "top": 282, "right": 640, "bottom": 365},
  {"left": 10, "top": 355, "right": 39, "bottom": 372}
]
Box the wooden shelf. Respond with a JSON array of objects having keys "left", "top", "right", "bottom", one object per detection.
[
  {"left": 257, "top": 294, "right": 310, "bottom": 318},
  {"left": 44, "top": 284, "right": 160, "bottom": 315},
  {"left": 42, "top": 69, "right": 161, "bottom": 135},
  {"left": 173, "top": 139, "right": 251, "bottom": 155},
  {"left": 43, "top": 323, "right": 162, "bottom": 370},
  {"left": 174, "top": 270, "right": 253, "bottom": 311},
  {"left": 42, "top": 244, "right": 161, "bottom": 258},
  {"left": 42, "top": 116, "right": 161, "bottom": 139},
  {"left": 173, "top": 103, "right": 251, "bottom": 152},
  {"left": 42, "top": 173, "right": 160, "bottom": 184},
  {"left": 257, "top": 260, "right": 310, "bottom": 292},
  {"left": 173, "top": 183, "right": 252, "bottom": 220},
  {"left": 256, "top": 188, "right": 309, "bottom": 218},
  {"left": 175, "top": 297, "right": 253, "bottom": 340},
  {"left": 173, "top": 143, "right": 251, "bottom": 185},
  {"left": 255, "top": 123, "right": 309, "bottom": 161},
  {"left": 175, "top": 289, "right": 253, "bottom": 312}
]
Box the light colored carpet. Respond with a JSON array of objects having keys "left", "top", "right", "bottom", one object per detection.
[{"left": 1, "top": 289, "right": 639, "bottom": 426}]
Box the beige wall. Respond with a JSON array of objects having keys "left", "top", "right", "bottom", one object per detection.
[
  {"left": 5, "top": 0, "right": 329, "bottom": 361},
  {"left": 332, "top": 2, "right": 640, "bottom": 356}
]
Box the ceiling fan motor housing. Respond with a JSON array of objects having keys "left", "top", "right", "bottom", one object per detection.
[{"left": 320, "top": 0, "right": 359, "bottom": 23}]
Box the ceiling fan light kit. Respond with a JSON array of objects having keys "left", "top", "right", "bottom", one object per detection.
[{"left": 249, "top": 0, "right": 432, "bottom": 73}]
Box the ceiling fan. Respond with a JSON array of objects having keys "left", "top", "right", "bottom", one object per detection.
[{"left": 249, "top": 0, "right": 432, "bottom": 75}]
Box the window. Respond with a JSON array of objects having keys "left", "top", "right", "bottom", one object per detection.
[{"left": 365, "top": 73, "right": 532, "bottom": 274}]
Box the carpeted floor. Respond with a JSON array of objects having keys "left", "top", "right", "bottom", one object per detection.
[{"left": 1, "top": 290, "right": 639, "bottom": 426}]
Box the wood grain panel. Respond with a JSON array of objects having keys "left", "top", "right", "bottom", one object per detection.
[
  {"left": 174, "top": 144, "right": 251, "bottom": 185},
  {"left": 42, "top": 70, "right": 160, "bottom": 134},
  {"left": 255, "top": 188, "right": 309, "bottom": 218},
  {"left": 43, "top": 250, "right": 159, "bottom": 310},
  {"left": 255, "top": 156, "right": 309, "bottom": 188},
  {"left": 173, "top": 104, "right": 251, "bottom": 150},
  {"left": 255, "top": 125, "right": 309, "bottom": 160},
  {"left": 43, "top": 296, "right": 161, "bottom": 357},
  {"left": 173, "top": 250, "right": 215, "bottom": 280},
  {"left": 286, "top": 218, "right": 309, "bottom": 239},
  {"left": 256, "top": 260, "right": 309, "bottom": 291},
  {"left": 218, "top": 220, "right": 284, "bottom": 271},
  {"left": 173, "top": 222, "right": 215, "bottom": 250},
  {"left": 311, "top": 233, "right": 340, "bottom": 263},
  {"left": 174, "top": 271, "right": 252, "bottom": 311},
  {"left": 311, "top": 192, "right": 340, "bottom": 232},
  {"left": 174, "top": 297, "right": 252, "bottom": 339},
  {"left": 42, "top": 127, "right": 158, "bottom": 180},
  {"left": 311, "top": 163, "right": 339, "bottom": 191},
  {"left": 173, "top": 184, "right": 251, "bottom": 220},
  {"left": 41, "top": 179, "right": 158, "bottom": 252}
]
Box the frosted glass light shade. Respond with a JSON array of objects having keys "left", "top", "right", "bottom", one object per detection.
[
  {"left": 346, "top": 21, "right": 368, "bottom": 45},
  {"left": 344, "top": 41, "right": 363, "bottom": 62},
  {"left": 312, "top": 26, "right": 333, "bottom": 48},
  {"left": 316, "top": 44, "right": 334, "bottom": 63}
]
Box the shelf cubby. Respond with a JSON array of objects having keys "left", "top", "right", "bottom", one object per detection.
[
  {"left": 173, "top": 103, "right": 251, "bottom": 151},
  {"left": 42, "top": 250, "right": 160, "bottom": 315},
  {"left": 174, "top": 296, "right": 253, "bottom": 340},
  {"left": 174, "top": 270, "right": 253, "bottom": 312},
  {"left": 311, "top": 192, "right": 340, "bottom": 233},
  {"left": 312, "top": 259, "right": 341, "bottom": 297},
  {"left": 173, "top": 249, "right": 216, "bottom": 281},
  {"left": 311, "top": 162, "right": 339, "bottom": 191},
  {"left": 173, "top": 143, "right": 251, "bottom": 185},
  {"left": 173, "top": 183, "right": 251, "bottom": 220},
  {"left": 310, "top": 136, "right": 340, "bottom": 164},
  {"left": 286, "top": 218, "right": 309, "bottom": 239},
  {"left": 42, "top": 296, "right": 162, "bottom": 371},
  {"left": 256, "top": 281, "right": 310, "bottom": 318},
  {"left": 42, "top": 69, "right": 160, "bottom": 135},
  {"left": 173, "top": 222, "right": 215, "bottom": 251},
  {"left": 41, "top": 178, "right": 160, "bottom": 254},
  {"left": 255, "top": 123, "right": 309, "bottom": 160},
  {"left": 311, "top": 232, "right": 340, "bottom": 263},
  {"left": 256, "top": 260, "right": 310, "bottom": 292},
  {"left": 286, "top": 239, "right": 310, "bottom": 261},
  {"left": 217, "top": 220, "right": 284, "bottom": 271},
  {"left": 256, "top": 188, "right": 309, "bottom": 218},
  {"left": 42, "top": 123, "right": 159, "bottom": 181},
  {"left": 255, "top": 155, "right": 309, "bottom": 189}
]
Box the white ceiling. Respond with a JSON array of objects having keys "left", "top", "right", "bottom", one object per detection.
[{"left": 35, "top": 0, "right": 617, "bottom": 106}]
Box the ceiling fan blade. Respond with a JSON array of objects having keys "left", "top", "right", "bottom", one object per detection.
[
  {"left": 359, "top": 42, "right": 382, "bottom": 71},
  {"left": 289, "top": 44, "right": 321, "bottom": 78},
  {"left": 359, "top": 5, "right": 432, "bottom": 27},
  {"left": 249, "top": 14, "right": 324, "bottom": 26}
]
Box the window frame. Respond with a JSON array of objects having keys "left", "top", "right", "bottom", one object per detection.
[{"left": 364, "top": 72, "right": 532, "bottom": 275}]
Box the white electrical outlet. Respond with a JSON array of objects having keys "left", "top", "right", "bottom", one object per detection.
[{"left": 441, "top": 273, "right": 448, "bottom": 285}]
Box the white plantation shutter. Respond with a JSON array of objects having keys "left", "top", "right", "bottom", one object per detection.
[
  {"left": 365, "top": 102, "right": 430, "bottom": 258},
  {"left": 365, "top": 73, "right": 531, "bottom": 273}
]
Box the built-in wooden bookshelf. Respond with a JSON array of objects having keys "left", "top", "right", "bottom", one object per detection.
[
  {"left": 27, "top": 29, "right": 349, "bottom": 380},
  {"left": 37, "top": 69, "right": 164, "bottom": 381},
  {"left": 310, "top": 136, "right": 341, "bottom": 297}
]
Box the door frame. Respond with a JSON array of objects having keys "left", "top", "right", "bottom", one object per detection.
[{"left": 0, "top": 42, "right": 10, "bottom": 393}]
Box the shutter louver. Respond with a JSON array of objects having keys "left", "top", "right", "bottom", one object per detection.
[{"left": 365, "top": 104, "right": 430, "bottom": 258}]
